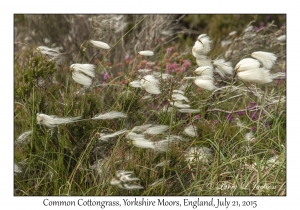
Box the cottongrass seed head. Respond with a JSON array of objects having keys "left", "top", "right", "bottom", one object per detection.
[
  {"left": 111, "top": 170, "right": 144, "bottom": 190},
  {"left": 236, "top": 67, "right": 272, "bottom": 84},
  {"left": 192, "top": 34, "right": 212, "bottom": 55},
  {"left": 140, "top": 75, "right": 161, "bottom": 94},
  {"left": 15, "top": 131, "right": 32, "bottom": 146},
  {"left": 70, "top": 64, "right": 96, "bottom": 87},
  {"left": 183, "top": 125, "right": 198, "bottom": 137},
  {"left": 89, "top": 40, "right": 110, "bottom": 49},
  {"left": 185, "top": 146, "right": 213, "bottom": 164},
  {"left": 235, "top": 58, "right": 273, "bottom": 84},
  {"left": 194, "top": 66, "right": 214, "bottom": 77},
  {"left": 144, "top": 125, "right": 169, "bottom": 135},
  {"left": 138, "top": 50, "right": 154, "bottom": 56},
  {"left": 194, "top": 76, "right": 216, "bottom": 91},
  {"left": 213, "top": 58, "right": 233, "bottom": 77},
  {"left": 99, "top": 129, "right": 129, "bottom": 141},
  {"left": 36, "top": 113, "right": 81, "bottom": 128},
  {"left": 92, "top": 111, "right": 127, "bottom": 120},
  {"left": 36, "top": 46, "right": 60, "bottom": 58},
  {"left": 251, "top": 51, "right": 277, "bottom": 69}
]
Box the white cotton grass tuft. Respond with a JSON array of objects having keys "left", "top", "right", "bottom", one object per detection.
[
  {"left": 36, "top": 46, "right": 60, "bottom": 58},
  {"left": 132, "top": 124, "right": 153, "bottom": 133},
  {"left": 110, "top": 178, "right": 121, "bottom": 186},
  {"left": 154, "top": 140, "right": 171, "bottom": 152},
  {"left": 92, "top": 111, "right": 127, "bottom": 120},
  {"left": 245, "top": 131, "right": 255, "bottom": 142},
  {"left": 277, "top": 35, "right": 286, "bottom": 42},
  {"left": 183, "top": 125, "right": 198, "bottom": 137},
  {"left": 183, "top": 76, "right": 197, "bottom": 80},
  {"left": 70, "top": 64, "right": 96, "bottom": 87},
  {"left": 270, "top": 72, "right": 286, "bottom": 80},
  {"left": 116, "top": 170, "right": 134, "bottom": 178},
  {"left": 185, "top": 146, "right": 213, "bottom": 164},
  {"left": 169, "top": 100, "right": 191, "bottom": 108},
  {"left": 192, "top": 34, "right": 212, "bottom": 55},
  {"left": 140, "top": 75, "right": 161, "bottom": 94},
  {"left": 172, "top": 93, "right": 190, "bottom": 103},
  {"left": 129, "top": 80, "right": 142, "bottom": 88},
  {"left": 194, "top": 76, "right": 216, "bottom": 91},
  {"left": 89, "top": 159, "right": 108, "bottom": 175},
  {"left": 172, "top": 89, "right": 185, "bottom": 95},
  {"left": 122, "top": 184, "right": 144, "bottom": 190},
  {"left": 266, "top": 155, "right": 280, "bottom": 166},
  {"left": 99, "top": 129, "right": 129, "bottom": 141},
  {"left": 144, "top": 125, "right": 169, "bottom": 135},
  {"left": 213, "top": 58, "right": 233, "bottom": 77},
  {"left": 138, "top": 50, "right": 154, "bottom": 56},
  {"left": 14, "top": 163, "right": 22, "bottom": 173},
  {"left": 195, "top": 56, "right": 213, "bottom": 67},
  {"left": 128, "top": 132, "right": 177, "bottom": 152},
  {"left": 234, "top": 58, "right": 273, "bottom": 84},
  {"left": 70, "top": 64, "right": 95, "bottom": 78},
  {"left": 236, "top": 67, "right": 272, "bottom": 84},
  {"left": 178, "top": 109, "right": 200, "bottom": 114},
  {"left": 71, "top": 71, "right": 93, "bottom": 87},
  {"left": 235, "top": 58, "right": 260, "bottom": 72},
  {"left": 89, "top": 40, "right": 110, "bottom": 49},
  {"left": 132, "top": 139, "right": 156, "bottom": 149},
  {"left": 120, "top": 175, "right": 140, "bottom": 182},
  {"left": 251, "top": 51, "right": 277, "bottom": 69},
  {"left": 142, "top": 95, "right": 153, "bottom": 100},
  {"left": 255, "top": 155, "right": 282, "bottom": 171},
  {"left": 126, "top": 132, "right": 147, "bottom": 141},
  {"left": 36, "top": 113, "right": 81, "bottom": 128},
  {"left": 15, "top": 131, "right": 32, "bottom": 146},
  {"left": 118, "top": 172, "right": 140, "bottom": 182},
  {"left": 111, "top": 170, "right": 144, "bottom": 190},
  {"left": 194, "top": 66, "right": 214, "bottom": 77}
]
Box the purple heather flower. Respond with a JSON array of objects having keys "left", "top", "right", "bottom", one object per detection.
[
  {"left": 181, "top": 66, "right": 186, "bottom": 72},
  {"left": 103, "top": 73, "right": 109, "bottom": 80},
  {"left": 247, "top": 101, "right": 257, "bottom": 109},
  {"left": 166, "top": 63, "right": 172, "bottom": 71},
  {"left": 183, "top": 60, "right": 191, "bottom": 67},
  {"left": 194, "top": 115, "right": 200, "bottom": 120},
  {"left": 236, "top": 111, "right": 246, "bottom": 116},
  {"left": 251, "top": 111, "right": 258, "bottom": 120},
  {"left": 167, "top": 47, "right": 173, "bottom": 54},
  {"left": 125, "top": 55, "right": 130, "bottom": 61},
  {"left": 171, "top": 62, "right": 179, "bottom": 70},
  {"left": 226, "top": 113, "right": 234, "bottom": 122},
  {"left": 146, "top": 63, "right": 151, "bottom": 69}
]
